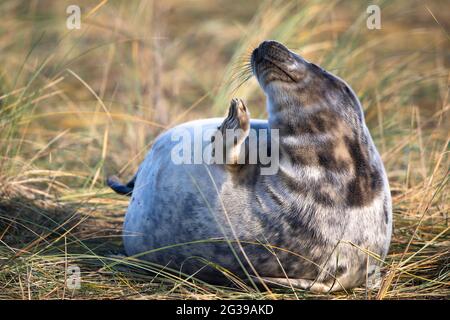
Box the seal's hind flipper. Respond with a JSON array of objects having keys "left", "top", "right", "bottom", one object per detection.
[{"left": 107, "top": 175, "right": 135, "bottom": 196}]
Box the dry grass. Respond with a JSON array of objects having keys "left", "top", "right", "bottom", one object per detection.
[{"left": 0, "top": 0, "right": 448, "bottom": 299}]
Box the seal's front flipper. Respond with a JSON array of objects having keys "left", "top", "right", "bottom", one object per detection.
[
  {"left": 107, "top": 175, "right": 135, "bottom": 196},
  {"left": 211, "top": 98, "right": 250, "bottom": 166}
]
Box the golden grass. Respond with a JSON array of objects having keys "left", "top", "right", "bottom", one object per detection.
[{"left": 0, "top": 0, "right": 448, "bottom": 299}]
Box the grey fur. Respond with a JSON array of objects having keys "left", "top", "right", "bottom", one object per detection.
[{"left": 112, "top": 41, "right": 392, "bottom": 292}]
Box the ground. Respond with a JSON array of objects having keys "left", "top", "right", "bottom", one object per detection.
[{"left": 0, "top": 0, "right": 448, "bottom": 299}]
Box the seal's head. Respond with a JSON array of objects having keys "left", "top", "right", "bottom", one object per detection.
[{"left": 251, "top": 41, "right": 360, "bottom": 118}]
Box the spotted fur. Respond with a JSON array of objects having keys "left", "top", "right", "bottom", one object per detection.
[{"left": 110, "top": 40, "right": 392, "bottom": 292}]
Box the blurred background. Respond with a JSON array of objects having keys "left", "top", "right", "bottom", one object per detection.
[{"left": 0, "top": 0, "right": 448, "bottom": 299}]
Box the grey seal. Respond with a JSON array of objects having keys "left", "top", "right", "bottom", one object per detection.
[{"left": 108, "top": 40, "right": 392, "bottom": 292}]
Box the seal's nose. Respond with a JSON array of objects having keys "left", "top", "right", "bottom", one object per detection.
[
  {"left": 258, "top": 40, "right": 284, "bottom": 51},
  {"left": 252, "top": 41, "right": 284, "bottom": 65},
  {"left": 251, "top": 47, "right": 263, "bottom": 64},
  {"left": 260, "top": 40, "right": 289, "bottom": 54},
  {"left": 254, "top": 40, "right": 291, "bottom": 63}
]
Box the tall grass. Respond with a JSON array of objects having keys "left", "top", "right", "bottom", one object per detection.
[{"left": 0, "top": 0, "right": 448, "bottom": 299}]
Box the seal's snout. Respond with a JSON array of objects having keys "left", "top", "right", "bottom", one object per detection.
[
  {"left": 251, "top": 40, "right": 299, "bottom": 87},
  {"left": 252, "top": 40, "right": 290, "bottom": 65},
  {"left": 259, "top": 40, "right": 289, "bottom": 56}
]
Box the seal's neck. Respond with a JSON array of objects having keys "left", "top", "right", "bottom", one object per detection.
[
  {"left": 267, "top": 97, "right": 357, "bottom": 139},
  {"left": 266, "top": 95, "right": 367, "bottom": 176}
]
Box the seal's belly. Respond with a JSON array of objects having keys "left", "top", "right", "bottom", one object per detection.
[
  {"left": 122, "top": 118, "right": 391, "bottom": 283},
  {"left": 123, "top": 119, "right": 285, "bottom": 275}
]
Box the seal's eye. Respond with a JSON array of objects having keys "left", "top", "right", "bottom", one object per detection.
[
  {"left": 310, "top": 63, "right": 326, "bottom": 74},
  {"left": 310, "top": 63, "right": 340, "bottom": 85}
]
